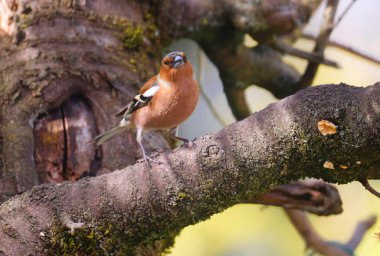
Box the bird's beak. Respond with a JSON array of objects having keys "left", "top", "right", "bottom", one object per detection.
[{"left": 173, "top": 55, "right": 184, "bottom": 69}]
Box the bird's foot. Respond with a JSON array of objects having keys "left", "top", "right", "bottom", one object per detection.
[
  {"left": 143, "top": 154, "right": 164, "bottom": 167},
  {"left": 173, "top": 136, "right": 189, "bottom": 144},
  {"left": 169, "top": 127, "right": 189, "bottom": 144}
]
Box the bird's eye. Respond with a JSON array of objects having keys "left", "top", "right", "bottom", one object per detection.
[{"left": 163, "top": 60, "right": 170, "bottom": 65}]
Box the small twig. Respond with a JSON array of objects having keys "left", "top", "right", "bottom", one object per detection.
[
  {"left": 346, "top": 215, "right": 377, "bottom": 250},
  {"left": 296, "top": 0, "right": 340, "bottom": 88},
  {"left": 301, "top": 33, "right": 380, "bottom": 65},
  {"left": 286, "top": 209, "right": 348, "bottom": 256},
  {"left": 358, "top": 178, "right": 380, "bottom": 198},
  {"left": 333, "top": 0, "right": 358, "bottom": 29},
  {"left": 286, "top": 209, "right": 375, "bottom": 256},
  {"left": 271, "top": 40, "right": 339, "bottom": 68}
]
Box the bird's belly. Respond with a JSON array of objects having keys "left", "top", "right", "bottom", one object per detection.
[{"left": 132, "top": 84, "right": 199, "bottom": 129}]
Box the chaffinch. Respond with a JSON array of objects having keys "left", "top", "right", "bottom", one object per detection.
[{"left": 94, "top": 51, "right": 200, "bottom": 165}]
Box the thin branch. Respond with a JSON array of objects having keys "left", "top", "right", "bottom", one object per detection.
[
  {"left": 301, "top": 33, "right": 380, "bottom": 65},
  {"left": 296, "top": 0, "right": 340, "bottom": 88},
  {"left": 193, "top": 26, "right": 253, "bottom": 121},
  {"left": 358, "top": 178, "right": 380, "bottom": 198},
  {"left": 346, "top": 215, "right": 377, "bottom": 250},
  {"left": 286, "top": 209, "right": 375, "bottom": 256},
  {"left": 333, "top": 0, "right": 358, "bottom": 29},
  {"left": 270, "top": 40, "right": 339, "bottom": 68},
  {"left": 286, "top": 210, "right": 347, "bottom": 256}
]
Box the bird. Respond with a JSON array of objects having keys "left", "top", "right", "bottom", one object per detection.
[{"left": 94, "top": 51, "right": 200, "bottom": 166}]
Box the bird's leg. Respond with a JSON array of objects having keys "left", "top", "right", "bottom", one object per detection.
[
  {"left": 136, "top": 127, "right": 162, "bottom": 167},
  {"left": 169, "top": 126, "right": 188, "bottom": 144}
]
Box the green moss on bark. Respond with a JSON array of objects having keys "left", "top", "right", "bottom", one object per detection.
[{"left": 50, "top": 222, "right": 129, "bottom": 256}]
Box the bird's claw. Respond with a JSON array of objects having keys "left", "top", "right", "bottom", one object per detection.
[
  {"left": 143, "top": 154, "right": 163, "bottom": 167},
  {"left": 175, "top": 137, "right": 188, "bottom": 144},
  {"left": 182, "top": 140, "right": 194, "bottom": 147}
]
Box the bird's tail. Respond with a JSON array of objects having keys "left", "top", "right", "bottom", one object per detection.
[{"left": 94, "top": 124, "right": 130, "bottom": 145}]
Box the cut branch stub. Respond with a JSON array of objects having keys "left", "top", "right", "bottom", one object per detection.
[{"left": 253, "top": 179, "right": 342, "bottom": 216}]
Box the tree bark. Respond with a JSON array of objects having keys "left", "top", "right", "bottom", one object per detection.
[
  {"left": 0, "top": 0, "right": 323, "bottom": 202},
  {"left": 0, "top": 82, "right": 379, "bottom": 255},
  {"left": 1, "top": 0, "right": 378, "bottom": 255}
]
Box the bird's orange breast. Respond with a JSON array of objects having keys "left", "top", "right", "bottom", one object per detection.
[{"left": 131, "top": 79, "right": 199, "bottom": 129}]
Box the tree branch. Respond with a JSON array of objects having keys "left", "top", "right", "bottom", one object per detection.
[
  {"left": 0, "top": 0, "right": 326, "bottom": 198},
  {"left": 192, "top": 0, "right": 335, "bottom": 121},
  {"left": 346, "top": 215, "right": 377, "bottom": 250},
  {"left": 270, "top": 40, "right": 339, "bottom": 68},
  {"left": 0, "top": 82, "right": 379, "bottom": 255},
  {"left": 333, "top": 0, "right": 358, "bottom": 29},
  {"left": 0, "top": 1, "right": 378, "bottom": 255},
  {"left": 286, "top": 209, "right": 376, "bottom": 256},
  {"left": 301, "top": 33, "right": 380, "bottom": 65},
  {"left": 358, "top": 178, "right": 380, "bottom": 198},
  {"left": 254, "top": 179, "right": 342, "bottom": 216},
  {"left": 296, "top": 0, "right": 339, "bottom": 88}
]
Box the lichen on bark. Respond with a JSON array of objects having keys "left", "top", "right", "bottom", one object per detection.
[
  {"left": 0, "top": 82, "right": 379, "bottom": 255},
  {"left": 1, "top": 0, "right": 378, "bottom": 255}
]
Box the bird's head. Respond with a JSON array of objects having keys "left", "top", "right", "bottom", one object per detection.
[{"left": 159, "top": 51, "right": 194, "bottom": 82}]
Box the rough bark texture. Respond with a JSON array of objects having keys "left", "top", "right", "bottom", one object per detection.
[
  {"left": 0, "top": 83, "right": 379, "bottom": 255},
  {"left": 0, "top": 0, "right": 323, "bottom": 203},
  {"left": 1, "top": 0, "right": 378, "bottom": 255}
]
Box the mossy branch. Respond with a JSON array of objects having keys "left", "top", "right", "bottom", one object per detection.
[{"left": 0, "top": 82, "right": 379, "bottom": 255}]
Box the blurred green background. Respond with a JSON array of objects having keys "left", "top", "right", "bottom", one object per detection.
[{"left": 167, "top": 0, "right": 380, "bottom": 255}]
